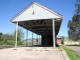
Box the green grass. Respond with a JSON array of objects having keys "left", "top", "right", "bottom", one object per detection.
[
  {"left": 60, "top": 46, "right": 80, "bottom": 60},
  {"left": 67, "top": 45, "right": 80, "bottom": 47}
]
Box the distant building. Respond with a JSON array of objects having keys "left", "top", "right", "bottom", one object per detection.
[{"left": 57, "top": 36, "right": 64, "bottom": 45}]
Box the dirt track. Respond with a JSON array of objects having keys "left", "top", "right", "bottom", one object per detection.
[{"left": 0, "top": 47, "right": 69, "bottom": 60}]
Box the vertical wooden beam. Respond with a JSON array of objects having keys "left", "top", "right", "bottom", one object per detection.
[
  {"left": 40, "top": 35, "right": 42, "bottom": 46},
  {"left": 52, "top": 19, "right": 56, "bottom": 48},
  {"left": 26, "top": 30, "right": 28, "bottom": 46},
  {"left": 37, "top": 35, "right": 39, "bottom": 45},
  {"left": 15, "top": 21, "right": 18, "bottom": 48},
  {"left": 37, "top": 35, "right": 38, "bottom": 45},
  {"left": 32, "top": 32, "right": 33, "bottom": 46},
  {"left": 36, "top": 34, "right": 38, "bottom": 45}
]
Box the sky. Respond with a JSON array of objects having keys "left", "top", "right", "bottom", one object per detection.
[{"left": 0, "top": 0, "right": 76, "bottom": 38}]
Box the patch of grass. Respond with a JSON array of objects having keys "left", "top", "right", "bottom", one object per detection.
[
  {"left": 67, "top": 45, "right": 80, "bottom": 47},
  {"left": 60, "top": 45, "right": 80, "bottom": 60}
]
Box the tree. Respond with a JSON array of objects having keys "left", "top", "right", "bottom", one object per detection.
[
  {"left": 12, "top": 29, "right": 24, "bottom": 45},
  {"left": 0, "top": 29, "right": 24, "bottom": 45},
  {"left": 68, "top": 0, "right": 80, "bottom": 41},
  {"left": 68, "top": 16, "right": 80, "bottom": 41},
  {"left": 0, "top": 32, "right": 3, "bottom": 41}
]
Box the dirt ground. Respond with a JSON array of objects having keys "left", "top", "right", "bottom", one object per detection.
[{"left": 0, "top": 47, "right": 69, "bottom": 60}]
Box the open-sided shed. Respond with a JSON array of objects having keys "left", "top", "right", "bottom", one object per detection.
[{"left": 11, "top": 2, "right": 63, "bottom": 48}]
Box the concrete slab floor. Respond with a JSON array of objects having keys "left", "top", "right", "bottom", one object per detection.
[{"left": 0, "top": 47, "right": 69, "bottom": 60}]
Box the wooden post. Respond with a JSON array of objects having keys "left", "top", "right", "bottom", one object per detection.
[
  {"left": 32, "top": 32, "right": 33, "bottom": 46},
  {"left": 52, "top": 19, "right": 56, "bottom": 48},
  {"left": 26, "top": 30, "right": 28, "bottom": 46},
  {"left": 15, "top": 21, "right": 18, "bottom": 48},
  {"left": 36, "top": 35, "right": 38, "bottom": 44}
]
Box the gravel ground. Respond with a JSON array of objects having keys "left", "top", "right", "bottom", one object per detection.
[
  {"left": 0, "top": 47, "right": 69, "bottom": 60},
  {"left": 66, "top": 46, "right": 80, "bottom": 56}
]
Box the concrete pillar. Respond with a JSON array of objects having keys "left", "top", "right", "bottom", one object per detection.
[
  {"left": 15, "top": 21, "right": 18, "bottom": 48},
  {"left": 52, "top": 19, "right": 56, "bottom": 48}
]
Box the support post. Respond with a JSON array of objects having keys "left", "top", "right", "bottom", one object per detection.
[
  {"left": 37, "top": 35, "right": 39, "bottom": 45},
  {"left": 36, "top": 35, "right": 38, "bottom": 45},
  {"left": 15, "top": 21, "right": 18, "bottom": 48},
  {"left": 32, "top": 32, "right": 33, "bottom": 46},
  {"left": 26, "top": 30, "right": 28, "bottom": 46},
  {"left": 40, "top": 35, "right": 42, "bottom": 45},
  {"left": 52, "top": 19, "right": 56, "bottom": 48}
]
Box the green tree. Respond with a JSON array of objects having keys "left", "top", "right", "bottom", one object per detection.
[
  {"left": 12, "top": 29, "right": 24, "bottom": 45},
  {"left": 0, "top": 32, "right": 3, "bottom": 41}
]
